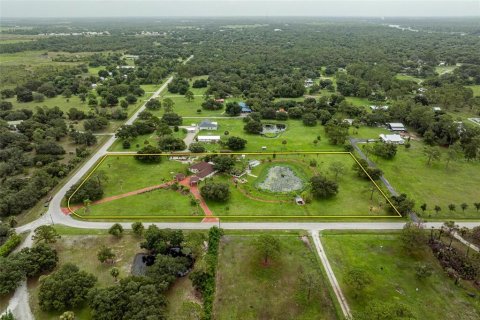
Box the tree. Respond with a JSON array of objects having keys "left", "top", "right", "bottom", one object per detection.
[
  {"left": 328, "top": 161, "right": 346, "bottom": 181},
  {"left": 226, "top": 136, "right": 247, "bottom": 150},
  {"left": 97, "top": 246, "right": 116, "bottom": 264},
  {"left": 189, "top": 143, "right": 206, "bottom": 153},
  {"left": 65, "top": 178, "right": 104, "bottom": 204},
  {"left": 110, "top": 267, "right": 119, "bottom": 281},
  {"left": 390, "top": 194, "right": 415, "bottom": 216},
  {"left": 298, "top": 269, "right": 321, "bottom": 301},
  {"left": 474, "top": 202, "right": 480, "bottom": 212},
  {"left": 243, "top": 120, "right": 263, "bottom": 134},
  {"left": 423, "top": 146, "right": 441, "bottom": 166},
  {"left": 109, "top": 223, "right": 124, "bottom": 238},
  {"left": 0, "top": 311, "right": 15, "bottom": 320},
  {"left": 134, "top": 145, "right": 162, "bottom": 163},
  {"left": 140, "top": 226, "right": 184, "bottom": 254},
  {"left": 163, "top": 98, "right": 175, "bottom": 113},
  {"left": 446, "top": 143, "right": 462, "bottom": 168},
  {"left": 448, "top": 204, "right": 456, "bottom": 212},
  {"left": 158, "top": 135, "right": 186, "bottom": 151},
  {"left": 161, "top": 112, "right": 182, "bottom": 126},
  {"left": 400, "top": 222, "right": 427, "bottom": 253},
  {"left": 212, "top": 155, "right": 235, "bottom": 172},
  {"left": 32, "top": 225, "right": 60, "bottom": 244},
  {"left": 145, "top": 99, "right": 161, "bottom": 110},
  {"left": 131, "top": 222, "right": 144, "bottom": 237},
  {"left": 147, "top": 254, "right": 190, "bottom": 291},
  {"left": 39, "top": 263, "right": 97, "bottom": 311},
  {"left": 185, "top": 90, "right": 194, "bottom": 102},
  {"left": 310, "top": 175, "right": 339, "bottom": 199},
  {"left": 420, "top": 203, "right": 427, "bottom": 213},
  {"left": 434, "top": 205, "right": 442, "bottom": 214},
  {"left": 255, "top": 234, "right": 281, "bottom": 265},
  {"left": 225, "top": 102, "right": 241, "bottom": 116},
  {"left": 325, "top": 121, "right": 349, "bottom": 145},
  {"left": 200, "top": 183, "right": 230, "bottom": 202},
  {"left": 345, "top": 268, "right": 372, "bottom": 298},
  {"left": 192, "top": 79, "right": 208, "bottom": 88},
  {"left": 0, "top": 257, "right": 24, "bottom": 295},
  {"left": 302, "top": 113, "right": 317, "bottom": 126},
  {"left": 461, "top": 203, "right": 468, "bottom": 213},
  {"left": 17, "top": 243, "right": 58, "bottom": 278}
]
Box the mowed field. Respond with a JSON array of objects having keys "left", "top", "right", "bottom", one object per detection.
[
  {"left": 70, "top": 153, "right": 397, "bottom": 219},
  {"left": 205, "top": 153, "right": 396, "bottom": 218},
  {"left": 214, "top": 234, "right": 338, "bottom": 320},
  {"left": 322, "top": 231, "right": 480, "bottom": 320},
  {"left": 375, "top": 141, "right": 480, "bottom": 219},
  {"left": 188, "top": 119, "right": 389, "bottom": 153}
]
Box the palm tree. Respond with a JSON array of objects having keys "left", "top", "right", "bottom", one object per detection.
[
  {"left": 448, "top": 204, "right": 456, "bottom": 212},
  {"left": 434, "top": 205, "right": 441, "bottom": 215},
  {"left": 475, "top": 202, "right": 480, "bottom": 213},
  {"left": 460, "top": 203, "right": 468, "bottom": 213},
  {"left": 83, "top": 199, "right": 92, "bottom": 213}
]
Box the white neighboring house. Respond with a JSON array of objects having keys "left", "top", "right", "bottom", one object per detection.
[
  {"left": 380, "top": 134, "right": 405, "bottom": 145},
  {"left": 198, "top": 120, "right": 218, "bottom": 131},
  {"left": 7, "top": 120, "right": 23, "bottom": 131},
  {"left": 387, "top": 122, "right": 406, "bottom": 132},
  {"left": 432, "top": 107, "right": 442, "bottom": 112},
  {"left": 370, "top": 105, "right": 389, "bottom": 111},
  {"left": 197, "top": 136, "right": 221, "bottom": 143}
]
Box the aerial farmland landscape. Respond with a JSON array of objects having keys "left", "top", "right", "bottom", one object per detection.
[{"left": 0, "top": 1, "right": 480, "bottom": 319}]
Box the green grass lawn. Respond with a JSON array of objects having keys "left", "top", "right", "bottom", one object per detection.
[
  {"left": 345, "top": 97, "right": 372, "bottom": 107},
  {"left": 205, "top": 153, "right": 395, "bottom": 217},
  {"left": 466, "top": 85, "right": 480, "bottom": 97},
  {"left": 214, "top": 234, "right": 338, "bottom": 320},
  {"left": 29, "top": 233, "right": 144, "bottom": 320},
  {"left": 78, "top": 155, "right": 189, "bottom": 198},
  {"left": 436, "top": 65, "right": 457, "bottom": 75},
  {"left": 395, "top": 74, "right": 423, "bottom": 83},
  {"left": 375, "top": 141, "right": 480, "bottom": 219},
  {"left": 83, "top": 188, "right": 200, "bottom": 217},
  {"left": 322, "top": 231, "right": 480, "bottom": 320}
]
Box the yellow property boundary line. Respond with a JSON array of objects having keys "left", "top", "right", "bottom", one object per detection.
[{"left": 67, "top": 151, "right": 402, "bottom": 220}]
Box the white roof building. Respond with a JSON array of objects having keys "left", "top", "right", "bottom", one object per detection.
[
  {"left": 380, "top": 134, "right": 405, "bottom": 144},
  {"left": 197, "top": 136, "right": 221, "bottom": 143},
  {"left": 370, "top": 105, "right": 389, "bottom": 111},
  {"left": 387, "top": 123, "right": 406, "bottom": 132}
]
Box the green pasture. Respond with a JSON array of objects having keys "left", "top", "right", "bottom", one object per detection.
[
  {"left": 214, "top": 234, "right": 337, "bottom": 320},
  {"left": 322, "top": 231, "right": 480, "bottom": 320}
]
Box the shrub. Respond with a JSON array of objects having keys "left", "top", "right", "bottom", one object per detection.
[{"left": 0, "top": 233, "right": 21, "bottom": 257}]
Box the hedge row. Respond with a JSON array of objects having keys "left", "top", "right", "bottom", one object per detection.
[
  {"left": 0, "top": 233, "right": 21, "bottom": 257},
  {"left": 190, "top": 226, "right": 223, "bottom": 320}
]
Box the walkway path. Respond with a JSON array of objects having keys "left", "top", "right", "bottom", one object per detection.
[
  {"left": 179, "top": 178, "right": 218, "bottom": 223},
  {"left": 454, "top": 232, "right": 480, "bottom": 253},
  {"left": 311, "top": 231, "right": 352, "bottom": 319}
]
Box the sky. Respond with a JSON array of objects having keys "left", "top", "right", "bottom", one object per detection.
[{"left": 1, "top": 0, "right": 479, "bottom": 18}]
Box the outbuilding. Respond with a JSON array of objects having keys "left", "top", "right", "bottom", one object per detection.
[
  {"left": 379, "top": 134, "right": 405, "bottom": 144},
  {"left": 197, "top": 136, "right": 221, "bottom": 143},
  {"left": 387, "top": 122, "right": 406, "bottom": 132}
]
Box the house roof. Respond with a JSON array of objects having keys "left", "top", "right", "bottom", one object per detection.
[
  {"left": 175, "top": 173, "right": 186, "bottom": 180},
  {"left": 189, "top": 162, "right": 215, "bottom": 179},
  {"left": 199, "top": 120, "right": 217, "bottom": 127},
  {"left": 388, "top": 123, "right": 406, "bottom": 129},
  {"left": 238, "top": 102, "right": 247, "bottom": 108},
  {"left": 198, "top": 135, "right": 220, "bottom": 140},
  {"left": 380, "top": 134, "right": 404, "bottom": 143}
]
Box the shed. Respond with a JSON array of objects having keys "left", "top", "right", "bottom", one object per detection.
[
  {"left": 387, "top": 123, "right": 406, "bottom": 132},
  {"left": 197, "top": 136, "right": 221, "bottom": 143}
]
